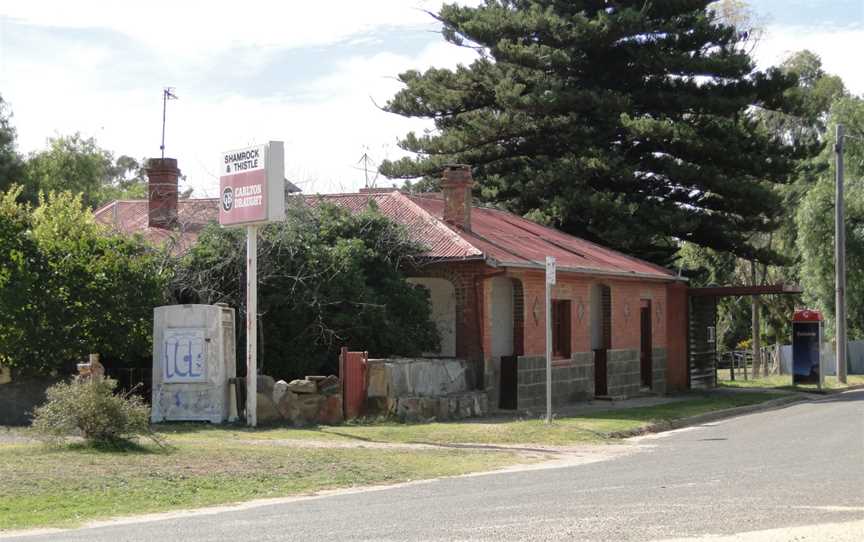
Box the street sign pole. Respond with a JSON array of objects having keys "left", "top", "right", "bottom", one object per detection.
[
  {"left": 246, "top": 224, "right": 258, "bottom": 427},
  {"left": 545, "top": 256, "right": 556, "bottom": 424}
]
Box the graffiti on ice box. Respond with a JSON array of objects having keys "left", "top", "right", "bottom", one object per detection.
[{"left": 163, "top": 328, "right": 207, "bottom": 383}]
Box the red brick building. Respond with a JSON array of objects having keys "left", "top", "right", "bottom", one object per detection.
[{"left": 95, "top": 160, "right": 690, "bottom": 410}]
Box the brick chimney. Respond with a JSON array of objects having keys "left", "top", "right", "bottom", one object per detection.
[
  {"left": 146, "top": 158, "right": 180, "bottom": 229},
  {"left": 441, "top": 164, "right": 473, "bottom": 231}
]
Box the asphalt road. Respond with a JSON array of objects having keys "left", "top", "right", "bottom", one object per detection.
[{"left": 7, "top": 390, "right": 864, "bottom": 541}]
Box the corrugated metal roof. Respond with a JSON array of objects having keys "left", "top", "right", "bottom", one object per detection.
[
  {"left": 93, "top": 191, "right": 675, "bottom": 279},
  {"left": 407, "top": 194, "right": 675, "bottom": 279},
  {"left": 311, "top": 192, "right": 482, "bottom": 260}
]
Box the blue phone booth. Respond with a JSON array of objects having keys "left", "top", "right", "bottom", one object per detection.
[{"left": 792, "top": 309, "right": 823, "bottom": 387}]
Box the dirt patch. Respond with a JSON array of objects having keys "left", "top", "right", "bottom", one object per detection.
[
  {"left": 233, "top": 437, "right": 642, "bottom": 465},
  {"left": 0, "top": 427, "right": 36, "bottom": 445}
]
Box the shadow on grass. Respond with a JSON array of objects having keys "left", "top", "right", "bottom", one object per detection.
[{"left": 36, "top": 435, "right": 176, "bottom": 455}]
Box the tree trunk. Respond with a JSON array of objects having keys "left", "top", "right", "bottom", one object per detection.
[{"left": 751, "top": 261, "right": 762, "bottom": 378}]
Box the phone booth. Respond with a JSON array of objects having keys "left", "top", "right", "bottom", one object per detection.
[{"left": 792, "top": 309, "right": 823, "bottom": 387}]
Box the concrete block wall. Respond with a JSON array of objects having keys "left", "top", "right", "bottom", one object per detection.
[
  {"left": 516, "top": 352, "right": 594, "bottom": 411},
  {"left": 606, "top": 348, "right": 640, "bottom": 397},
  {"left": 653, "top": 347, "right": 668, "bottom": 394}
]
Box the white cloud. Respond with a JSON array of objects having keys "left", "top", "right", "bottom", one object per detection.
[
  {"left": 0, "top": 1, "right": 474, "bottom": 59},
  {"left": 1, "top": 0, "right": 483, "bottom": 196},
  {"left": 754, "top": 24, "right": 864, "bottom": 95},
  {"left": 3, "top": 34, "right": 479, "bottom": 197},
  {"left": 4, "top": 3, "right": 859, "bottom": 202}
]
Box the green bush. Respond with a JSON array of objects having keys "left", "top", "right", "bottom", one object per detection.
[
  {"left": 0, "top": 188, "right": 167, "bottom": 375},
  {"left": 31, "top": 377, "right": 152, "bottom": 445}
]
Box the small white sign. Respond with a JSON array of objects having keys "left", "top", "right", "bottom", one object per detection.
[
  {"left": 163, "top": 328, "right": 207, "bottom": 383},
  {"left": 222, "top": 145, "right": 266, "bottom": 176},
  {"left": 546, "top": 256, "right": 556, "bottom": 285}
]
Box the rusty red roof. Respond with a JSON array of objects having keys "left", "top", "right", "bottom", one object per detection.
[
  {"left": 93, "top": 191, "right": 676, "bottom": 280},
  {"left": 93, "top": 199, "right": 219, "bottom": 253}
]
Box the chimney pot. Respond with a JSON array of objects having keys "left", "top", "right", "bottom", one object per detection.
[
  {"left": 441, "top": 164, "right": 473, "bottom": 231},
  {"left": 146, "top": 158, "right": 180, "bottom": 229}
]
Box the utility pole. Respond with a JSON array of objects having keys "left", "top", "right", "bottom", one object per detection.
[{"left": 835, "top": 124, "right": 847, "bottom": 384}]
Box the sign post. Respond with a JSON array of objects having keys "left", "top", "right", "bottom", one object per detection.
[
  {"left": 219, "top": 142, "right": 285, "bottom": 427},
  {"left": 545, "top": 256, "right": 556, "bottom": 424},
  {"left": 246, "top": 224, "right": 258, "bottom": 426}
]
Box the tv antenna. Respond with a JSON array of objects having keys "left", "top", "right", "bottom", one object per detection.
[
  {"left": 160, "top": 87, "right": 178, "bottom": 159},
  {"left": 356, "top": 146, "right": 380, "bottom": 188}
]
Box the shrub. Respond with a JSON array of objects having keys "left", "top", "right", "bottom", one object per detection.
[
  {"left": 31, "top": 377, "right": 152, "bottom": 445},
  {"left": 0, "top": 189, "right": 167, "bottom": 376}
]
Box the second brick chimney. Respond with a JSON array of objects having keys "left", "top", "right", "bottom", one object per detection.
[
  {"left": 441, "top": 164, "right": 473, "bottom": 231},
  {"left": 146, "top": 158, "right": 180, "bottom": 229}
]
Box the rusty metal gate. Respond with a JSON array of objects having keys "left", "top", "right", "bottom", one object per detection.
[{"left": 340, "top": 348, "right": 368, "bottom": 419}]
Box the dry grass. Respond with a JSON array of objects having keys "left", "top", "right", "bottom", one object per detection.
[{"left": 0, "top": 434, "right": 520, "bottom": 531}]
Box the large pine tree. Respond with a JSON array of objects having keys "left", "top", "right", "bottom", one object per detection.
[{"left": 381, "top": 1, "right": 803, "bottom": 264}]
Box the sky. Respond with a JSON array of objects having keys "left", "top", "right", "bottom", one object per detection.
[{"left": 0, "top": 0, "right": 862, "bottom": 198}]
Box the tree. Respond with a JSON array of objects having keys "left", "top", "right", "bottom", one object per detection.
[
  {"left": 0, "top": 95, "right": 24, "bottom": 193},
  {"left": 798, "top": 97, "right": 864, "bottom": 339},
  {"left": 172, "top": 200, "right": 440, "bottom": 379},
  {"left": 0, "top": 188, "right": 167, "bottom": 375},
  {"left": 23, "top": 133, "right": 149, "bottom": 208},
  {"left": 381, "top": 1, "right": 804, "bottom": 264},
  {"left": 677, "top": 50, "right": 847, "bottom": 371}
]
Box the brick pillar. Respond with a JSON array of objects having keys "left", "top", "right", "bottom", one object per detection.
[
  {"left": 441, "top": 164, "right": 473, "bottom": 231},
  {"left": 146, "top": 158, "right": 180, "bottom": 229}
]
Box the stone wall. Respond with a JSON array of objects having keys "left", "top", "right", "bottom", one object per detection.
[
  {"left": 516, "top": 352, "right": 594, "bottom": 411},
  {"left": 365, "top": 357, "right": 487, "bottom": 421},
  {"left": 652, "top": 347, "right": 668, "bottom": 394},
  {"left": 606, "top": 348, "right": 640, "bottom": 397}
]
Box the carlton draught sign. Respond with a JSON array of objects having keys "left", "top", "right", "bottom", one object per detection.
[{"left": 219, "top": 142, "right": 285, "bottom": 226}]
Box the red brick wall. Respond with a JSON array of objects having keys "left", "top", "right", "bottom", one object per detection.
[
  {"left": 409, "top": 260, "right": 492, "bottom": 363},
  {"left": 501, "top": 270, "right": 669, "bottom": 358},
  {"left": 412, "top": 262, "right": 682, "bottom": 385}
]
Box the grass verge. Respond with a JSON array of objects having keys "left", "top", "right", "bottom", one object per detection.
[
  {"left": 0, "top": 437, "right": 519, "bottom": 532},
  {"left": 717, "top": 373, "right": 864, "bottom": 391},
  {"left": 161, "top": 392, "right": 788, "bottom": 447}
]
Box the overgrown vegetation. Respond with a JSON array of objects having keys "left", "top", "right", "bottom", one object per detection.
[
  {"left": 31, "top": 377, "right": 153, "bottom": 445},
  {"left": 171, "top": 200, "right": 440, "bottom": 379}
]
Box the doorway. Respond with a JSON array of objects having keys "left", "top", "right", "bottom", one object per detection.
[
  {"left": 640, "top": 299, "right": 653, "bottom": 389},
  {"left": 591, "top": 284, "right": 611, "bottom": 396}
]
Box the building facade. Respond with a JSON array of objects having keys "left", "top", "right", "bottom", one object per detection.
[{"left": 95, "top": 160, "right": 690, "bottom": 411}]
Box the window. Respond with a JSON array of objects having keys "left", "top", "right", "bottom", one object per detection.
[{"left": 552, "top": 300, "right": 571, "bottom": 359}]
